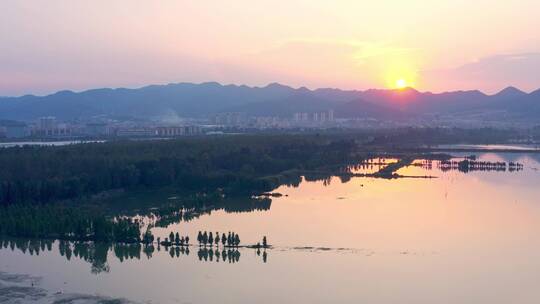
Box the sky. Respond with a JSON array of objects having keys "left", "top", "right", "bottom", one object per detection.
[{"left": 1, "top": 0, "right": 539, "bottom": 96}]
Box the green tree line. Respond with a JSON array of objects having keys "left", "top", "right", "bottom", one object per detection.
[{"left": 0, "top": 135, "right": 358, "bottom": 206}]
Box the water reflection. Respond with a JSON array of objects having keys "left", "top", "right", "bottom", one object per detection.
[
  {"left": 438, "top": 159, "right": 523, "bottom": 173},
  {"left": 115, "top": 156, "right": 532, "bottom": 245},
  {"left": 0, "top": 238, "right": 267, "bottom": 275},
  {"left": 121, "top": 196, "right": 273, "bottom": 229},
  {"left": 2, "top": 152, "right": 540, "bottom": 304}
]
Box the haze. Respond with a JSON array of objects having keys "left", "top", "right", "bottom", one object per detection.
[{"left": 1, "top": 0, "right": 539, "bottom": 96}]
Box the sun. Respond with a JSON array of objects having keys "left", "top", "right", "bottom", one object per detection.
[{"left": 395, "top": 79, "right": 407, "bottom": 89}]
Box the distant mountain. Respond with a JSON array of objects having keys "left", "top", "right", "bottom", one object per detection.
[
  {"left": 229, "top": 92, "right": 334, "bottom": 117},
  {"left": 0, "top": 82, "right": 539, "bottom": 122},
  {"left": 0, "top": 82, "right": 299, "bottom": 121},
  {"left": 494, "top": 86, "right": 527, "bottom": 99},
  {"left": 334, "top": 99, "right": 405, "bottom": 119}
]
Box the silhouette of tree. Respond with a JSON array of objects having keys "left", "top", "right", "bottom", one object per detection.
[
  {"left": 234, "top": 234, "right": 240, "bottom": 247},
  {"left": 208, "top": 232, "right": 214, "bottom": 247},
  {"left": 202, "top": 231, "right": 208, "bottom": 247},
  {"left": 142, "top": 228, "right": 154, "bottom": 244},
  {"left": 175, "top": 232, "right": 180, "bottom": 246},
  {"left": 143, "top": 244, "right": 154, "bottom": 259},
  {"left": 215, "top": 232, "right": 220, "bottom": 247}
]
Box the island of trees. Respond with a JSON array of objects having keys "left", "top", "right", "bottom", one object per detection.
[
  {"left": 0, "top": 134, "right": 362, "bottom": 241},
  {"left": 0, "top": 130, "right": 530, "bottom": 243}
]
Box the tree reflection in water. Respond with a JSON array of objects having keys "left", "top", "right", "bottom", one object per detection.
[{"left": 0, "top": 238, "right": 267, "bottom": 275}]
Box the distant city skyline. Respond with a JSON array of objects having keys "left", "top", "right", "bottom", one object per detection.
[{"left": 1, "top": 1, "right": 539, "bottom": 96}]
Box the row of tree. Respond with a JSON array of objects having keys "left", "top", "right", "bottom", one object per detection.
[
  {"left": 197, "top": 231, "right": 240, "bottom": 247},
  {"left": 161, "top": 231, "right": 190, "bottom": 246},
  {"left": 0, "top": 204, "right": 141, "bottom": 242},
  {"left": 0, "top": 202, "right": 270, "bottom": 251},
  {"left": 1, "top": 237, "right": 267, "bottom": 275}
]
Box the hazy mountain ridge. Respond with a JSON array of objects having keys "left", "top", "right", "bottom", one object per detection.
[{"left": 0, "top": 82, "right": 538, "bottom": 121}]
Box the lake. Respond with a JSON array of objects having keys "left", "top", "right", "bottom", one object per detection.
[
  {"left": 2, "top": 151, "right": 540, "bottom": 303},
  {"left": 0, "top": 140, "right": 105, "bottom": 148}
]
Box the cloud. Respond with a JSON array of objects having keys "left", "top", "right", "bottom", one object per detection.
[
  {"left": 421, "top": 53, "right": 540, "bottom": 93},
  {"left": 215, "top": 39, "right": 420, "bottom": 90}
]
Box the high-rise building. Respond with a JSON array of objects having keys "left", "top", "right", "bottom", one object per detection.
[
  {"left": 320, "top": 112, "right": 327, "bottom": 122},
  {"left": 39, "top": 117, "right": 57, "bottom": 130}
]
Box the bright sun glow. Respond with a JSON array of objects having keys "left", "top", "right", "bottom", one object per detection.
[
  {"left": 382, "top": 60, "right": 418, "bottom": 90},
  {"left": 396, "top": 79, "right": 407, "bottom": 89}
]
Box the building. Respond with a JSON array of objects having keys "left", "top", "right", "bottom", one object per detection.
[
  {"left": 294, "top": 112, "right": 309, "bottom": 122},
  {"left": 85, "top": 122, "right": 110, "bottom": 137},
  {"left": 293, "top": 110, "right": 334, "bottom": 123},
  {"left": 212, "top": 112, "right": 246, "bottom": 125},
  {"left": 115, "top": 128, "right": 157, "bottom": 137},
  {"left": 0, "top": 120, "right": 28, "bottom": 138},
  {"left": 32, "top": 123, "right": 73, "bottom": 138},
  {"left": 31, "top": 116, "right": 75, "bottom": 138},
  {"left": 156, "top": 125, "right": 202, "bottom": 137},
  {"left": 39, "top": 117, "right": 57, "bottom": 130}
]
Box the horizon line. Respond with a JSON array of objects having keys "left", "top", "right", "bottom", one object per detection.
[{"left": 1, "top": 81, "right": 535, "bottom": 99}]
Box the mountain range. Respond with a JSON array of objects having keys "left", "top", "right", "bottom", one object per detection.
[{"left": 0, "top": 82, "right": 539, "bottom": 122}]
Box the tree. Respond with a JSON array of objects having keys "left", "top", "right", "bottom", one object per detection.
[
  {"left": 185, "top": 236, "right": 190, "bottom": 245},
  {"left": 234, "top": 234, "right": 240, "bottom": 247},
  {"left": 143, "top": 228, "right": 154, "bottom": 244},
  {"left": 202, "top": 231, "right": 208, "bottom": 247},
  {"left": 208, "top": 232, "right": 214, "bottom": 247},
  {"left": 169, "top": 232, "right": 174, "bottom": 244},
  {"left": 175, "top": 232, "right": 180, "bottom": 246},
  {"left": 197, "top": 231, "right": 202, "bottom": 246},
  {"left": 221, "top": 233, "right": 227, "bottom": 246},
  {"left": 262, "top": 236, "right": 267, "bottom": 248},
  {"left": 214, "top": 232, "right": 220, "bottom": 246}
]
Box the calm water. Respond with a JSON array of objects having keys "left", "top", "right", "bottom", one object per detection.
[
  {"left": 0, "top": 140, "right": 105, "bottom": 148},
  {"left": 2, "top": 151, "right": 540, "bottom": 303},
  {"left": 437, "top": 143, "right": 540, "bottom": 151}
]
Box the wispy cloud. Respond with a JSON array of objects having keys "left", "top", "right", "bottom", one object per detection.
[
  {"left": 421, "top": 53, "right": 540, "bottom": 93},
  {"left": 216, "top": 39, "right": 421, "bottom": 90}
]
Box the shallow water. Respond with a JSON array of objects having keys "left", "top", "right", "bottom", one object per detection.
[
  {"left": 0, "top": 140, "right": 104, "bottom": 148},
  {"left": 437, "top": 143, "right": 540, "bottom": 151},
  {"left": 2, "top": 151, "right": 540, "bottom": 303}
]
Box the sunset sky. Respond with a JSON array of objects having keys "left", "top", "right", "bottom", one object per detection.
[{"left": 1, "top": 0, "right": 539, "bottom": 96}]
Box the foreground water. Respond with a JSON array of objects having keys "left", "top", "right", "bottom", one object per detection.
[
  {"left": 0, "top": 140, "right": 105, "bottom": 148},
  {"left": 2, "top": 151, "right": 540, "bottom": 303}
]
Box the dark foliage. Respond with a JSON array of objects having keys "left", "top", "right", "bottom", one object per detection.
[
  {"left": 0, "top": 135, "right": 358, "bottom": 206},
  {"left": 0, "top": 204, "right": 141, "bottom": 242}
]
